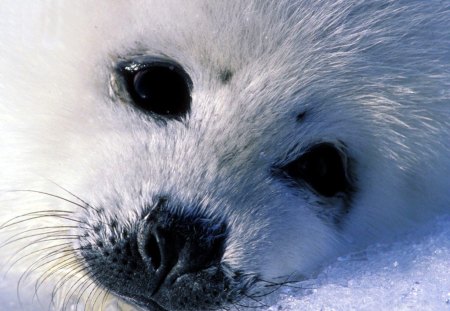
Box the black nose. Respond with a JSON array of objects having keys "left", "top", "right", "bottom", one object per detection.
[{"left": 138, "top": 199, "right": 227, "bottom": 295}]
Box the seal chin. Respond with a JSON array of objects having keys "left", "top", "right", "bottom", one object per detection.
[{"left": 126, "top": 268, "right": 237, "bottom": 311}]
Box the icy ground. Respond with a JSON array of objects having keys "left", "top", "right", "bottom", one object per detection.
[{"left": 1, "top": 216, "right": 450, "bottom": 311}]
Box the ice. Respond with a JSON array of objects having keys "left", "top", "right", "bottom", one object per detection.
[{"left": 1, "top": 216, "right": 450, "bottom": 311}]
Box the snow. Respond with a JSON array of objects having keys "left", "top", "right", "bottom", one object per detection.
[
  {"left": 261, "top": 215, "right": 450, "bottom": 311},
  {"left": 1, "top": 216, "right": 450, "bottom": 311}
]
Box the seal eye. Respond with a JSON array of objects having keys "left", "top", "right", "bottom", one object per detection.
[
  {"left": 118, "top": 58, "right": 192, "bottom": 118},
  {"left": 279, "top": 143, "right": 351, "bottom": 197}
]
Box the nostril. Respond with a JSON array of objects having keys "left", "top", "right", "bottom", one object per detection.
[
  {"left": 144, "top": 233, "right": 161, "bottom": 271},
  {"left": 137, "top": 201, "right": 228, "bottom": 296}
]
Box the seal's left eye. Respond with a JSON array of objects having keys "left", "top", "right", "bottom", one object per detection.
[
  {"left": 278, "top": 143, "right": 352, "bottom": 197},
  {"left": 118, "top": 58, "right": 192, "bottom": 118}
]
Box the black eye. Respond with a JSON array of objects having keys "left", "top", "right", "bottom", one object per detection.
[
  {"left": 278, "top": 143, "right": 352, "bottom": 197},
  {"left": 118, "top": 58, "right": 192, "bottom": 118}
]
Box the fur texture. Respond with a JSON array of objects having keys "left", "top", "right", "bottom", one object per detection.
[{"left": 0, "top": 1, "right": 449, "bottom": 310}]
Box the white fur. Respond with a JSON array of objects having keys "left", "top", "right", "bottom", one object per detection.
[{"left": 1, "top": 0, "right": 449, "bottom": 310}]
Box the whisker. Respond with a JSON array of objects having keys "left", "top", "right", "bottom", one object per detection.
[
  {"left": 17, "top": 236, "right": 80, "bottom": 250},
  {"left": 5, "top": 242, "right": 73, "bottom": 275},
  {"left": 67, "top": 267, "right": 105, "bottom": 311},
  {"left": 15, "top": 239, "right": 81, "bottom": 297},
  {"left": 74, "top": 273, "right": 102, "bottom": 311},
  {"left": 17, "top": 246, "right": 75, "bottom": 290},
  {"left": 233, "top": 302, "right": 262, "bottom": 309},
  {"left": 16, "top": 254, "right": 67, "bottom": 306},
  {"left": 50, "top": 267, "right": 86, "bottom": 310},
  {"left": 242, "top": 293, "right": 268, "bottom": 308},
  {"left": 100, "top": 290, "right": 112, "bottom": 311},
  {"left": 0, "top": 210, "right": 74, "bottom": 229},
  {"left": 51, "top": 264, "right": 87, "bottom": 300},
  {"left": 263, "top": 282, "right": 306, "bottom": 289},
  {"left": 80, "top": 280, "right": 99, "bottom": 310},
  {"left": 0, "top": 228, "right": 80, "bottom": 249},
  {"left": 0, "top": 214, "right": 84, "bottom": 231},
  {"left": 62, "top": 271, "right": 92, "bottom": 310},
  {"left": 87, "top": 283, "right": 103, "bottom": 311},
  {"left": 0, "top": 187, "right": 104, "bottom": 310},
  {"left": 33, "top": 257, "right": 80, "bottom": 305},
  {"left": 34, "top": 255, "right": 80, "bottom": 295},
  {"left": 250, "top": 290, "right": 277, "bottom": 299},
  {"left": 248, "top": 284, "right": 285, "bottom": 298},
  {"left": 7, "top": 189, "right": 90, "bottom": 212},
  {"left": 259, "top": 277, "right": 301, "bottom": 287},
  {"left": 43, "top": 179, "right": 100, "bottom": 212}
]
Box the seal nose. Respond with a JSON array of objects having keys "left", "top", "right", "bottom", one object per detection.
[{"left": 138, "top": 199, "right": 227, "bottom": 294}]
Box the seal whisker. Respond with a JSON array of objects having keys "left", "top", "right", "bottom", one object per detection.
[
  {"left": 7, "top": 189, "right": 93, "bottom": 212},
  {"left": 43, "top": 179, "right": 101, "bottom": 212},
  {"left": 34, "top": 256, "right": 81, "bottom": 299},
  {"left": 50, "top": 264, "right": 87, "bottom": 307},
  {"left": 16, "top": 250, "right": 79, "bottom": 306},
  {"left": 245, "top": 281, "right": 285, "bottom": 299},
  {"left": 62, "top": 272, "right": 92, "bottom": 310},
  {"left": 5, "top": 242, "right": 74, "bottom": 274},
  {"left": 232, "top": 301, "right": 262, "bottom": 309},
  {"left": 0, "top": 210, "right": 75, "bottom": 229},
  {"left": 15, "top": 242, "right": 79, "bottom": 293},
  {"left": 241, "top": 293, "right": 269, "bottom": 308},
  {"left": 17, "top": 245, "right": 77, "bottom": 283},
  {"left": 94, "top": 286, "right": 111, "bottom": 311},
  {"left": 70, "top": 269, "right": 107, "bottom": 311},
  {"left": 32, "top": 257, "right": 80, "bottom": 305},
  {"left": 97, "top": 289, "right": 110, "bottom": 311},
  {"left": 0, "top": 228, "right": 80, "bottom": 249},
  {"left": 88, "top": 285, "right": 111, "bottom": 311},
  {"left": 83, "top": 281, "right": 103, "bottom": 311}
]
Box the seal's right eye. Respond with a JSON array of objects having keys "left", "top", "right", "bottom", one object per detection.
[{"left": 118, "top": 58, "right": 192, "bottom": 118}]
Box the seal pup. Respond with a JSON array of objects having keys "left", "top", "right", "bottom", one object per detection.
[{"left": 0, "top": 1, "right": 449, "bottom": 310}]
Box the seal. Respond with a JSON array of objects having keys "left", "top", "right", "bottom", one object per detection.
[{"left": 0, "top": 1, "right": 449, "bottom": 310}]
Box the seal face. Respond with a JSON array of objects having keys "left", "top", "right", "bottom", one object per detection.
[
  {"left": 75, "top": 52, "right": 358, "bottom": 310},
  {"left": 1, "top": 1, "right": 449, "bottom": 310}
]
